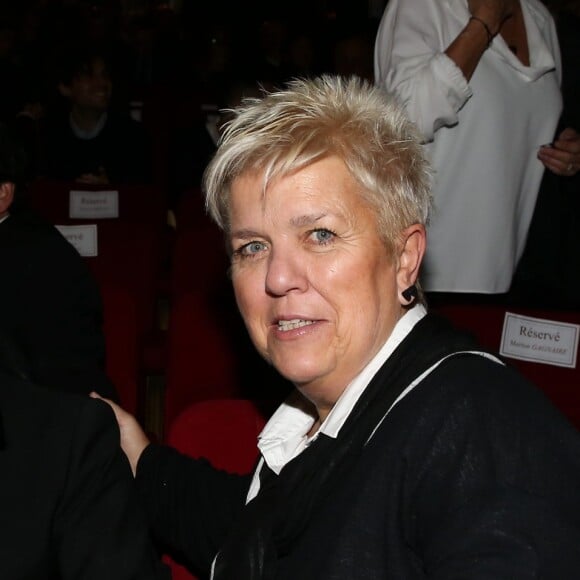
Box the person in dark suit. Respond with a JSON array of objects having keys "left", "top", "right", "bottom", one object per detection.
[
  {"left": 0, "top": 123, "right": 116, "bottom": 399},
  {"left": 0, "top": 362, "right": 167, "bottom": 579}
]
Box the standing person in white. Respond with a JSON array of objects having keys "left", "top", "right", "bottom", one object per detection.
[{"left": 375, "top": 0, "right": 580, "bottom": 295}]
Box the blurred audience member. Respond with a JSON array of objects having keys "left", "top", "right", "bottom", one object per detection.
[
  {"left": 180, "top": 20, "right": 240, "bottom": 108},
  {"left": 168, "top": 77, "right": 271, "bottom": 206},
  {"left": 36, "top": 44, "right": 152, "bottom": 184},
  {"left": 0, "top": 123, "right": 117, "bottom": 399}
]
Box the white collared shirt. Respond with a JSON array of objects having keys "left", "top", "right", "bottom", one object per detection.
[{"left": 70, "top": 112, "right": 108, "bottom": 140}]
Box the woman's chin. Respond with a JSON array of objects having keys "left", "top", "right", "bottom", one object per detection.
[{"left": 273, "top": 360, "right": 326, "bottom": 388}]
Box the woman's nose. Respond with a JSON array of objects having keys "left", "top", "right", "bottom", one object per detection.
[{"left": 265, "top": 249, "right": 308, "bottom": 296}]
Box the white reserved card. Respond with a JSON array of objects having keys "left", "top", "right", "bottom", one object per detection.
[
  {"left": 69, "top": 190, "right": 119, "bottom": 219},
  {"left": 56, "top": 224, "right": 98, "bottom": 257},
  {"left": 500, "top": 312, "right": 579, "bottom": 368}
]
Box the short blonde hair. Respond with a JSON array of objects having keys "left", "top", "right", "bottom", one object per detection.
[{"left": 203, "top": 75, "right": 432, "bottom": 252}]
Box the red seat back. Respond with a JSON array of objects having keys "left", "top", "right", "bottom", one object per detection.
[
  {"left": 24, "top": 179, "right": 167, "bottom": 227},
  {"left": 170, "top": 222, "right": 229, "bottom": 299},
  {"left": 100, "top": 285, "right": 140, "bottom": 415},
  {"left": 163, "top": 291, "right": 243, "bottom": 432},
  {"left": 163, "top": 398, "right": 268, "bottom": 580},
  {"left": 166, "top": 398, "right": 267, "bottom": 472}
]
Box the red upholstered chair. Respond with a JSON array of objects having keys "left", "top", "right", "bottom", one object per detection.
[
  {"left": 82, "top": 220, "right": 163, "bottom": 336},
  {"left": 100, "top": 284, "right": 141, "bottom": 416},
  {"left": 84, "top": 220, "right": 171, "bottom": 389},
  {"left": 170, "top": 180, "right": 221, "bottom": 240},
  {"left": 147, "top": 214, "right": 228, "bottom": 383},
  {"left": 163, "top": 398, "right": 268, "bottom": 580},
  {"left": 24, "top": 178, "right": 168, "bottom": 340},
  {"left": 433, "top": 303, "right": 580, "bottom": 429},
  {"left": 172, "top": 187, "right": 208, "bottom": 231},
  {"left": 163, "top": 290, "right": 244, "bottom": 433},
  {"left": 170, "top": 225, "right": 229, "bottom": 299},
  {"left": 166, "top": 398, "right": 267, "bottom": 472}
]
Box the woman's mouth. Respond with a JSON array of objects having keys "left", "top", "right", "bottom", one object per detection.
[{"left": 277, "top": 319, "right": 316, "bottom": 332}]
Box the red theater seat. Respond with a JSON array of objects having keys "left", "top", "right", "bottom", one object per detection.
[
  {"left": 169, "top": 222, "right": 229, "bottom": 299},
  {"left": 163, "top": 398, "right": 268, "bottom": 580},
  {"left": 163, "top": 291, "right": 243, "bottom": 432},
  {"left": 24, "top": 179, "right": 167, "bottom": 227},
  {"left": 100, "top": 285, "right": 140, "bottom": 416}
]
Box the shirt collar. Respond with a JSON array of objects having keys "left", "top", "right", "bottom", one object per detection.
[
  {"left": 258, "top": 305, "right": 427, "bottom": 474},
  {"left": 69, "top": 112, "right": 108, "bottom": 140}
]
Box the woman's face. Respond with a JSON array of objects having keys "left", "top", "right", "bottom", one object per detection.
[{"left": 229, "top": 156, "right": 407, "bottom": 414}]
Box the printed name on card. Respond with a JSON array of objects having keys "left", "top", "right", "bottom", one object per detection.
[
  {"left": 55, "top": 224, "right": 98, "bottom": 257},
  {"left": 500, "top": 312, "right": 579, "bottom": 368},
  {"left": 69, "top": 190, "right": 119, "bottom": 219}
]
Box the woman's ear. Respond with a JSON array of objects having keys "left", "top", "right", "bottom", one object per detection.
[
  {"left": 395, "top": 224, "right": 426, "bottom": 304},
  {"left": 0, "top": 182, "right": 15, "bottom": 216}
]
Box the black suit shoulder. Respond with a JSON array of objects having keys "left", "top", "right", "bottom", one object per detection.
[
  {"left": 0, "top": 373, "right": 167, "bottom": 579},
  {"left": 0, "top": 210, "right": 116, "bottom": 398}
]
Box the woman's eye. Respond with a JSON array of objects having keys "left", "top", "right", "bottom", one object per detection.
[
  {"left": 236, "top": 240, "right": 267, "bottom": 257},
  {"left": 310, "top": 228, "right": 336, "bottom": 244}
]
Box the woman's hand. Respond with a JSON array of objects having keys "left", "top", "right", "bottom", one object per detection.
[
  {"left": 538, "top": 128, "right": 580, "bottom": 176},
  {"left": 90, "top": 392, "right": 150, "bottom": 476},
  {"left": 448, "top": 0, "right": 517, "bottom": 81},
  {"left": 468, "top": 0, "right": 517, "bottom": 34}
]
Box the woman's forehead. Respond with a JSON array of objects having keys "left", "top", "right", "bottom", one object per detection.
[{"left": 228, "top": 158, "right": 374, "bottom": 228}]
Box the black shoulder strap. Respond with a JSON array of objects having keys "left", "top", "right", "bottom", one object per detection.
[{"left": 341, "top": 312, "right": 483, "bottom": 446}]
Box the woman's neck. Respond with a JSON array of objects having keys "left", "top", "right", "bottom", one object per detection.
[{"left": 500, "top": 1, "right": 529, "bottom": 66}]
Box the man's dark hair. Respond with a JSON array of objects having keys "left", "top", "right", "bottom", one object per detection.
[{"left": 55, "top": 44, "right": 112, "bottom": 86}]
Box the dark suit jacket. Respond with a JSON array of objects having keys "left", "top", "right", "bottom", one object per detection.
[
  {"left": 38, "top": 110, "right": 152, "bottom": 184},
  {"left": 0, "top": 206, "right": 116, "bottom": 399},
  {"left": 0, "top": 371, "right": 167, "bottom": 579}
]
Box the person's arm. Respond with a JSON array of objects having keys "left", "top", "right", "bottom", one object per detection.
[
  {"left": 446, "top": 0, "right": 515, "bottom": 81},
  {"left": 137, "top": 444, "right": 250, "bottom": 576},
  {"left": 94, "top": 394, "right": 251, "bottom": 576},
  {"left": 374, "top": 0, "right": 514, "bottom": 141},
  {"left": 54, "top": 398, "right": 166, "bottom": 579}
]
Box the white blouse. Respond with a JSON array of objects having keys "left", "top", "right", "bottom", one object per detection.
[{"left": 375, "top": 0, "right": 562, "bottom": 293}]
